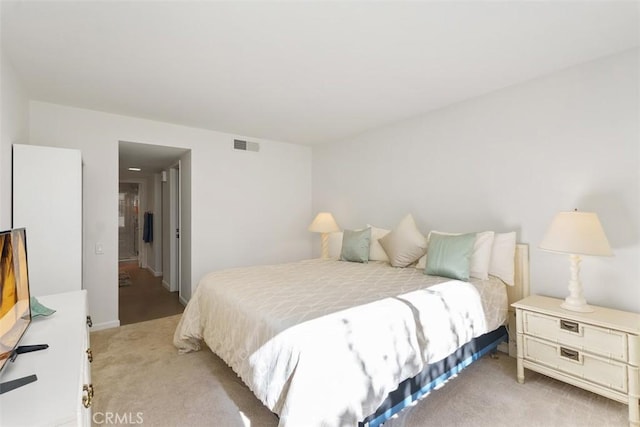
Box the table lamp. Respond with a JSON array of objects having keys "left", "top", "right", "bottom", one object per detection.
[
  {"left": 308, "top": 212, "right": 340, "bottom": 259},
  {"left": 539, "top": 209, "right": 613, "bottom": 312}
]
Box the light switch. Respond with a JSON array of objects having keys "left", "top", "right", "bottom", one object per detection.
[{"left": 95, "top": 243, "right": 104, "bottom": 254}]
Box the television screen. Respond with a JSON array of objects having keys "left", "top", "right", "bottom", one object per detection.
[{"left": 0, "top": 228, "right": 31, "bottom": 373}]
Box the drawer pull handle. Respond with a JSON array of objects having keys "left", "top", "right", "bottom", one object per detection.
[
  {"left": 560, "top": 347, "right": 579, "bottom": 361},
  {"left": 86, "top": 348, "right": 93, "bottom": 363},
  {"left": 560, "top": 319, "right": 579, "bottom": 333},
  {"left": 82, "top": 384, "right": 94, "bottom": 408}
]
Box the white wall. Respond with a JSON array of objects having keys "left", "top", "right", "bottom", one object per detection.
[
  {"left": 29, "top": 102, "right": 313, "bottom": 328},
  {"left": 313, "top": 48, "right": 639, "bottom": 313},
  {"left": 0, "top": 51, "right": 29, "bottom": 230}
]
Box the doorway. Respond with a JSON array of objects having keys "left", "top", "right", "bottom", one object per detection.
[
  {"left": 118, "top": 141, "right": 191, "bottom": 325},
  {"left": 118, "top": 183, "right": 140, "bottom": 262}
]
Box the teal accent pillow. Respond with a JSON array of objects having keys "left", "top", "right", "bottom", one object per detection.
[
  {"left": 340, "top": 228, "right": 371, "bottom": 263},
  {"left": 425, "top": 233, "right": 476, "bottom": 280}
]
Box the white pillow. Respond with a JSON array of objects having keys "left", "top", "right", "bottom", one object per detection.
[
  {"left": 328, "top": 231, "right": 344, "bottom": 258},
  {"left": 472, "top": 231, "right": 495, "bottom": 279},
  {"left": 489, "top": 232, "right": 517, "bottom": 286},
  {"left": 420, "top": 231, "right": 495, "bottom": 280},
  {"left": 379, "top": 214, "right": 427, "bottom": 267},
  {"left": 367, "top": 224, "right": 390, "bottom": 262}
]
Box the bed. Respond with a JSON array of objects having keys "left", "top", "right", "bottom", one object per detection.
[{"left": 174, "top": 243, "right": 529, "bottom": 426}]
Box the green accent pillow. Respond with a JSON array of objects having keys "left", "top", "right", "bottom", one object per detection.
[
  {"left": 425, "top": 232, "right": 476, "bottom": 280},
  {"left": 340, "top": 228, "right": 371, "bottom": 263}
]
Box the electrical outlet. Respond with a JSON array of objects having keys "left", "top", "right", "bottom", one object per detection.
[{"left": 95, "top": 243, "right": 104, "bottom": 255}]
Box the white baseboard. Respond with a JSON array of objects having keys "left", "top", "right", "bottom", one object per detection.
[
  {"left": 497, "top": 341, "right": 517, "bottom": 358},
  {"left": 91, "top": 320, "right": 120, "bottom": 331},
  {"left": 497, "top": 331, "right": 517, "bottom": 357},
  {"left": 179, "top": 296, "right": 188, "bottom": 306},
  {"left": 497, "top": 341, "right": 510, "bottom": 355},
  {"left": 508, "top": 337, "right": 517, "bottom": 358},
  {"left": 162, "top": 280, "right": 171, "bottom": 291},
  {"left": 147, "top": 266, "right": 163, "bottom": 277}
]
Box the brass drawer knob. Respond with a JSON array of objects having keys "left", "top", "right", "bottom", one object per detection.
[
  {"left": 86, "top": 348, "right": 93, "bottom": 363},
  {"left": 82, "top": 383, "right": 94, "bottom": 408}
]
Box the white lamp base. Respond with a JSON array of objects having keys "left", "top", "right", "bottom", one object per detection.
[
  {"left": 320, "top": 232, "right": 330, "bottom": 259},
  {"left": 560, "top": 254, "right": 595, "bottom": 313},
  {"left": 561, "top": 300, "right": 594, "bottom": 313}
]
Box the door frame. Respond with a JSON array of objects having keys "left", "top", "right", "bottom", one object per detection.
[{"left": 168, "top": 161, "right": 182, "bottom": 301}]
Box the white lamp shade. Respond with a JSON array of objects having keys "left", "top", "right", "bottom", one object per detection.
[
  {"left": 540, "top": 211, "right": 613, "bottom": 256},
  {"left": 308, "top": 212, "right": 340, "bottom": 233}
]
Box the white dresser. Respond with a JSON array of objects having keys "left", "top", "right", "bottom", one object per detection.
[
  {"left": 0, "top": 291, "right": 92, "bottom": 426},
  {"left": 513, "top": 295, "right": 640, "bottom": 426}
]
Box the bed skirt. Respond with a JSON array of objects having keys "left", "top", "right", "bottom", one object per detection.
[{"left": 361, "top": 325, "right": 508, "bottom": 427}]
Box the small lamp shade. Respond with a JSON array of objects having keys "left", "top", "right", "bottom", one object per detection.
[
  {"left": 308, "top": 212, "right": 340, "bottom": 234},
  {"left": 539, "top": 210, "right": 613, "bottom": 313},
  {"left": 540, "top": 211, "right": 612, "bottom": 256},
  {"left": 308, "top": 212, "right": 340, "bottom": 259}
]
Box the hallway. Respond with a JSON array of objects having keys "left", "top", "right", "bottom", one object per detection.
[{"left": 118, "top": 262, "right": 184, "bottom": 326}]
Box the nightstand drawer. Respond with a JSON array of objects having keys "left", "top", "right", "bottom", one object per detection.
[
  {"left": 523, "top": 335, "right": 628, "bottom": 393},
  {"left": 523, "top": 311, "right": 628, "bottom": 362}
]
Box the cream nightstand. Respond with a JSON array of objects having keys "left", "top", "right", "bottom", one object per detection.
[{"left": 512, "top": 295, "right": 640, "bottom": 426}]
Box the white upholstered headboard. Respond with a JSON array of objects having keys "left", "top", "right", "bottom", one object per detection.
[
  {"left": 507, "top": 243, "right": 530, "bottom": 307},
  {"left": 499, "top": 243, "right": 529, "bottom": 356}
]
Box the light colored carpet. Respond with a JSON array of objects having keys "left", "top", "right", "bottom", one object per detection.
[{"left": 91, "top": 315, "right": 628, "bottom": 426}]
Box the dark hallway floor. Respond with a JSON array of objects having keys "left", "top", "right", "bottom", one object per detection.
[{"left": 118, "top": 261, "right": 185, "bottom": 325}]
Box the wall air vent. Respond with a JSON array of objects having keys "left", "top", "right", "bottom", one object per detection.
[{"left": 234, "top": 139, "right": 260, "bottom": 152}]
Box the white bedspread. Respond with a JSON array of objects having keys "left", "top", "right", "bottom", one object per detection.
[{"left": 174, "top": 259, "right": 507, "bottom": 426}]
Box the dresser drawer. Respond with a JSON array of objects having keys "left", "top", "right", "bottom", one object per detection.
[
  {"left": 523, "top": 311, "right": 628, "bottom": 362},
  {"left": 523, "top": 335, "right": 628, "bottom": 393}
]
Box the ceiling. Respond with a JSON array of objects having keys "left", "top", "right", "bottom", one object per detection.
[
  {"left": 118, "top": 141, "right": 188, "bottom": 174},
  {"left": 2, "top": 1, "right": 639, "bottom": 146}
]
